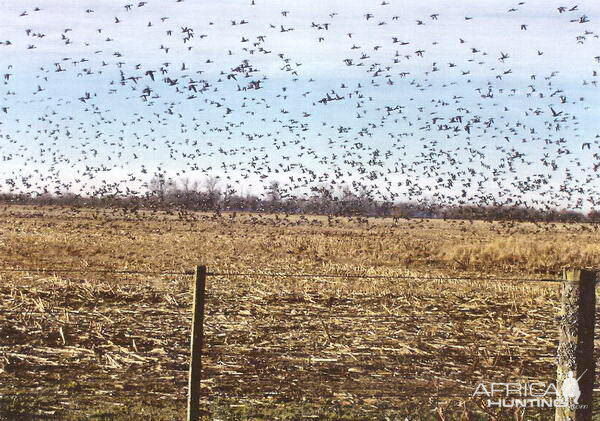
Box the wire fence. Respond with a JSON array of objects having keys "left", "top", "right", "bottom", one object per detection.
[
  {"left": 0, "top": 266, "right": 565, "bottom": 283},
  {"left": 2, "top": 264, "right": 598, "bottom": 419},
  {"left": 0, "top": 268, "right": 192, "bottom": 275}
]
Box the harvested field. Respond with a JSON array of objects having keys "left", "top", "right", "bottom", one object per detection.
[{"left": 0, "top": 205, "right": 599, "bottom": 420}]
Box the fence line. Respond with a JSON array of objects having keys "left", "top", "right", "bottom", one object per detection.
[
  {"left": 193, "top": 266, "right": 597, "bottom": 420},
  {"left": 0, "top": 268, "right": 192, "bottom": 275},
  {"left": 0, "top": 266, "right": 565, "bottom": 283},
  {"left": 207, "top": 271, "right": 563, "bottom": 283},
  {"left": 2, "top": 263, "right": 598, "bottom": 419}
]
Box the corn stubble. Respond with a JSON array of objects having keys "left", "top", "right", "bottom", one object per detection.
[{"left": 0, "top": 205, "right": 598, "bottom": 420}]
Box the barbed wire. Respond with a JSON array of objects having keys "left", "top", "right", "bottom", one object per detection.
[
  {"left": 0, "top": 310, "right": 524, "bottom": 319},
  {"left": 207, "top": 271, "right": 563, "bottom": 283},
  {"left": 0, "top": 391, "right": 489, "bottom": 401},
  {"left": 0, "top": 268, "right": 192, "bottom": 275},
  {"left": 0, "top": 266, "right": 576, "bottom": 283}
]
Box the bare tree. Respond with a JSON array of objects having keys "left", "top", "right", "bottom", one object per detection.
[
  {"left": 267, "top": 180, "right": 281, "bottom": 202},
  {"left": 204, "top": 176, "right": 220, "bottom": 195},
  {"left": 204, "top": 176, "right": 221, "bottom": 209},
  {"left": 180, "top": 177, "right": 191, "bottom": 193},
  {"left": 146, "top": 173, "right": 176, "bottom": 200}
]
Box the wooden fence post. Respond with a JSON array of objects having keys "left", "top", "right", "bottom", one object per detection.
[
  {"left": 187, "top": 265, "right": 207, "bottom": 421},
  {"left": 556, "top": 268, "right": 596, "bottom": 421}
]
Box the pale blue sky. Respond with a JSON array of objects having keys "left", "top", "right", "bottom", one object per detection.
[{"left": 0, "top": 0, "right": 599, "bottom": 209}]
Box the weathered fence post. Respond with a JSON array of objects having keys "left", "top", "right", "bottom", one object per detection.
[
  {"left": 556, "top": 268, "right": 596, "bottom": 421},
  {"left": 187, "top": 265, "right": 207, "bottom": 421}
]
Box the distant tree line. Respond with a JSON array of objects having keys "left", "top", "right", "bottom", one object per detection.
[{"left": 1, "top": 175, "right": 599, "bottom": 223}]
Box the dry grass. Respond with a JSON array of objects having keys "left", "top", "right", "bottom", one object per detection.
[
  {"left": 0, "top": 205, "right": 599, "bottom": 420},
  {"left": 1, "top": 205, "right": 598, "bottom": 278}
]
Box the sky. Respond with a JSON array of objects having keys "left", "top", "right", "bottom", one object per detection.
[{"left": 0, "top": 0, "right": 599, "bottom": 210}]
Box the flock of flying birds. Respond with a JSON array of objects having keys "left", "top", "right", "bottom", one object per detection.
[{"left": 1, "top": 1, "right": 599, "bottom": 211}]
